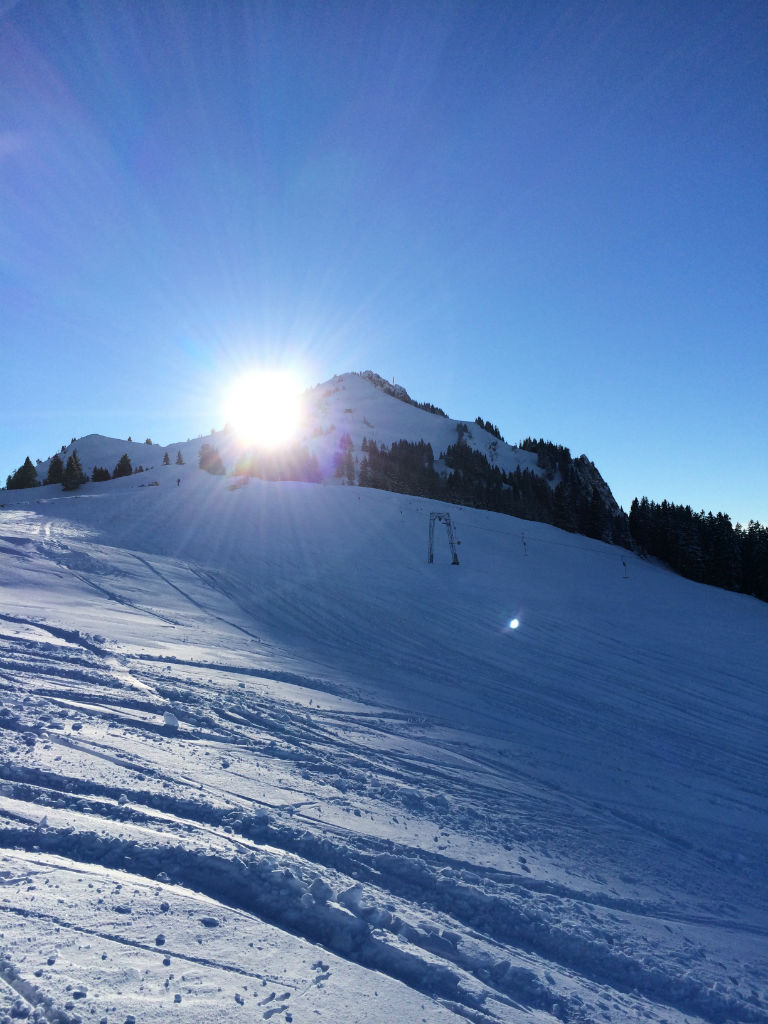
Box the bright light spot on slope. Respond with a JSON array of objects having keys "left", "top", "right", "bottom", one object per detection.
[
  {"left": 509, "top": 618, "right": 520, "bottom": 630},
  {"left": 224, "top": 370, "right": 303, "bottom": 448}
]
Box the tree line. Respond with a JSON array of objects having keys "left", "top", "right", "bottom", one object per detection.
[
  {"left": 5, "top": 449, "right": 186, "bottom": 491},
  {"left": 354, "top": 433, "right": 631, "bottom": 547},
  {"left": 629, "top": 497, "right": 768, "bottom": 601},
  {"left": 231, "top": 443, "right": 320, "bottom": 482}
]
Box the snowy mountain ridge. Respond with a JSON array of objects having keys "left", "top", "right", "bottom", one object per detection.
[
  {"left": 25, "top": 372, "right": 622, "bottom": 540},
  {"left": 29, "top": 371, "right": 545, "bottom": 484}
]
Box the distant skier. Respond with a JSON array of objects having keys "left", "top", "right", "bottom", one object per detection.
[{"left": 177, "top": 478, "right": 181, "bottom": 487}]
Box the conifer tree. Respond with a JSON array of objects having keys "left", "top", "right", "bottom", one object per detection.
[
  {"left": 343, "top": 449, "right": 355, "bottom": 485},
  {"left": 113, "top": 453, "right": 133, "bottom": 478},
  {"left": 44, "top": 453, "right": 64, "bottom": 486},
  {"left": 162, "top": 452, "right": 171, "bottom": 466},
  {"left": 584, "top": 488, "right": 610, "bottom": 541},
  {"left": 176, "top": 450, "right": 185, "bottom": 465},
  {"left": 62, "top": 450, "right": 87, "bottom": 491},
  {"left": 741, "top": 521, "right": 768, "bottom": 601},
  {"left": 553, "top": 480, "right": 577, "bottom": 532},
  {"left": 199, "top": 443, "right": 225, "bottom": 475},
  {"left": 6, "top": 456, "right": 40, "bottom": 490}
]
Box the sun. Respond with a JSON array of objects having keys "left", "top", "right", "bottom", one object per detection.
[{"left": 224, "top": 370, "right": 303, "bottom": 448}]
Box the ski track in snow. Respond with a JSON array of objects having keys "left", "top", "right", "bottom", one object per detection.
[{"left": 0, "top": 477, "right": 766, "bottom": 1024}]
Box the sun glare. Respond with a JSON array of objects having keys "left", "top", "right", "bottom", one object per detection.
[{"left": 224, "top": 370, "right": 303, "bottom": 448}]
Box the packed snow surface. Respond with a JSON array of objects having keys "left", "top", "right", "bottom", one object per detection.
[{"left": 0, "top": 462, "right": 766, "bottom": 1023}]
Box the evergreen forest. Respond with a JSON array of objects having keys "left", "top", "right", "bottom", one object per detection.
[{"left": 629, "top": 498, "right": 768, "bottom": 601}]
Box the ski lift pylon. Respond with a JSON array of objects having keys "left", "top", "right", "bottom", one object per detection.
[{"left": 428, "top": 512, "right": 460, "bottom": 565}]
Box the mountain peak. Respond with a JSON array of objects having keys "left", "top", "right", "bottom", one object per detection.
[{"left": 357, "top": 370, "right": 414, "bottom": 404}]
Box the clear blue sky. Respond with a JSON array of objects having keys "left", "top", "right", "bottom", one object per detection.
[{"left": 2, "top": 0, "right": 766, "bottom": 525}]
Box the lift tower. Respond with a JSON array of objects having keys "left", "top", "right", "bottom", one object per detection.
[{"left": 428, "top": 512, "right": 460, "bottom": 565}]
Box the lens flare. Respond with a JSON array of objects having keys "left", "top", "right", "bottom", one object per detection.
[{"left": 223, "top": 370, "right": 302, "bottom": 448}]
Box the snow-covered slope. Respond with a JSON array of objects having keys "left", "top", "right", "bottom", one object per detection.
[
  {"left": 34, "top": 434, "right": 206, "bottom": 485},
  {"left": 0, "top": 466, "right": 766, "bottom": 1023},
  {"left": 300, "top": 372, "right": 543, "bottom": 478}
]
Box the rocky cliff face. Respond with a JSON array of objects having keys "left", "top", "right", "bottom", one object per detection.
[
  {"left": 358, "top": 370, "right": 414, "bottom": 405},
  {"left": 572, "top": 455, "right": 622, "bottom": 515}
]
